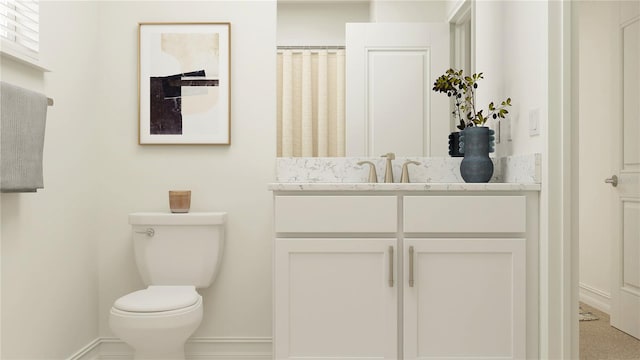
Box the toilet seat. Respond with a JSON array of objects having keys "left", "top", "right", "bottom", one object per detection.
[{"left": 113, "top": 286, "right": 200, "bottom": 313}]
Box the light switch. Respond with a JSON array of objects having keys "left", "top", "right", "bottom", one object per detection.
[
  {"left": 529, "top": 108, "right": 540, "bottom": 137},
  {"left": 501, "top": 117, "right": 512, "bottom": 142}
]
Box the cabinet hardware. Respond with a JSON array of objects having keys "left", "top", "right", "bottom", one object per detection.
[
  {"left": 409, "top": 246, "right": 414, "bottom": 287},
  {"left": 389, "top": 246, "right": 394, "bottom": 287}
]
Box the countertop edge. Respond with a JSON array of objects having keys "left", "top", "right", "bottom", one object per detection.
[{"left": 267, "top": 183, "right": 542, "bottom": 192}]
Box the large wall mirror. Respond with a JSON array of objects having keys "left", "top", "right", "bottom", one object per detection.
[{"left": 276, "top": 0, "right": 472, "bottom": 158}]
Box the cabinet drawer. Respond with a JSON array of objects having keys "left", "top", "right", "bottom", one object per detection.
[
  {"left": 404, "top": 196, "right": 526, "bottom": 233},
  {"left": 275, "top": 196, "right": 397, "bottom": 233}
]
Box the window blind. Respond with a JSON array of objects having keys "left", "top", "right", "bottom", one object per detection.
[{"left": 0, "top": 0, "right": 39, "bottom": 55}]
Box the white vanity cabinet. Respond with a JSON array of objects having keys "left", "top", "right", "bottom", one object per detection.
[
  {"left": 273, "top": 195, "right": 399, "bottom": 359},
  {"left": 274, "top": 238, "right": 398, "bottom": 359},
  {"left": 402, "top": 239, "right": 525, "bottom": 359},
  {"left": 272, "top": 186, "right": 539, "bottom": 360}
]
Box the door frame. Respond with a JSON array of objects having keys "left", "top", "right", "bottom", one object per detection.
[
  {"left": 548, "top": 0, "right": 578, "bottom": 358},
  {"left": 565, "top": 0, "right": 580, "bottom": 358}
]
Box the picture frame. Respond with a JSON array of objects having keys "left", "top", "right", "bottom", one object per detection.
[{"left": 138, "top": 22, "right": 231, "bottom": 145}]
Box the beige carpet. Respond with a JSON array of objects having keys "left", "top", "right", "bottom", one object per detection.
[{"left": 580, "top": 302, "right": 640, "bottom": 359}]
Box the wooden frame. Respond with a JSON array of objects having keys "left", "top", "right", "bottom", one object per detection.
[{"left": 138, "top": 22, "right": 231, "bottom": 145}]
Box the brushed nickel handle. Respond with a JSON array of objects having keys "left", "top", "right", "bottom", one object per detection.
[
  {"left": 358, "top": 161, "right": 378, "bottom": 183},
  {"left": 605, "top": 175, "right": 618, "bottom": 187},
  {"left": 389, "top": 246, "right": 394, "bottom": 287},
  {"left": 400, "top": 160, "right": 422, "bottom": 183},
  {"left": 135, "top": 228, "right": 155, "bottom": 237},
  {"left": 409, "top": 246, "right": 415, "bottom": 287}
]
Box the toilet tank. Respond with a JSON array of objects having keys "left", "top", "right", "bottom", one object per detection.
[{"left": 129, "top": 212, "right": 226, "bottom": 288}]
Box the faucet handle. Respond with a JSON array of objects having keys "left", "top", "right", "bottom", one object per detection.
[
  {"left": 400, "top": 160, "right": 421, "bottom": 183},
  {"left": 381, "top": 152, "right": 396, "bottom": 160},
  {"left": 357, "top": 161, "right": 378, "bottom": 183}
]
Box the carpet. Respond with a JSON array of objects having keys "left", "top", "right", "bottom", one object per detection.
[
  {"left": 580, "top": 306, "right": 599, "bottom": 321},
  {"left": 580, "top": 302, "right": 640, "bottom": 359}
]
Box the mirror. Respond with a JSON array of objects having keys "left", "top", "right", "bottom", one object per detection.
[{"left": 276, "top": 0, "right": 472, "bottom": 157}]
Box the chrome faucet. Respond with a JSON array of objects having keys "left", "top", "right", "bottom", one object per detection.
[
  {"left": 380, "top": 153, "right": 395, "bottom": 183},
  {"left": 400, "top": 160, "right": 421, "bottom": 183}
]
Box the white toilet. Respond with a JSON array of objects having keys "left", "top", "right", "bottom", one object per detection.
[{"left": 109, "top": 212, "right": 226, "bottom": 359}]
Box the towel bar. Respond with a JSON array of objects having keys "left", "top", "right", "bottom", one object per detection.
[{"left": 47, "top": 97, "right": 53, "bottom": 106}]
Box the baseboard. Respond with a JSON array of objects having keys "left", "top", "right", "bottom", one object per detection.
[
  {"left": 187, "top": 337, "right": 272, "bottom": 359},
  {"left": 67, "top": 338, "right": 101, "bottom": 360},
  {"left": 95, "top": 338, "right": 131, "bottom": 360},
  {"left": 579, "top": 282, "right": 611, "bottom": 314},
  {"left": 70, "top": 337, "right": 272, "bottom": 360}
]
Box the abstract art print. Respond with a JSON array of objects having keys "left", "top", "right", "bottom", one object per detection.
[{"left": 139, "top": 23, "right": 230, "bottom": 144}]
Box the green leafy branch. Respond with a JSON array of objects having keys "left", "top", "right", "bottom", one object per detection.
[{"left": 432, "top": 68, "right": 511, "bottom": 129}]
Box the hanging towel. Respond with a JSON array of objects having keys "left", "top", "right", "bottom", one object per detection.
[{"left": 0, "top": 82, "right": 48, "bottom": 193}]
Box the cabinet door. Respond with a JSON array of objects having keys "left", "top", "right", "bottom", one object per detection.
[
  {"left": 274, "top": 239, "right": 398, "bottom": 360},
  {"left": 403, "top": 239, "right": 526, "bottom": 360}
]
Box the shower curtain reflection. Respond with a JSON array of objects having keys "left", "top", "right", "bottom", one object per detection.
[{"left": 276, "top": 48, "right": 345, "bottom": 157}]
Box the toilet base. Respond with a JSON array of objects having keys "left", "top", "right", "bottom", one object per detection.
[
  {"left": 133, "top": 346, "right": 185, "bottom": 360},
  {"left": 110, "top": 294, "right": 203, "bottom": 360},
  {"left": 122, "top": 330, "right": 189, "bottom": 360}
]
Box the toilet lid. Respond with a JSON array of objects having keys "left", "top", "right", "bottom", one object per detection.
[{"left": 113, "top": 286, "right": 200, "bottom": 312}]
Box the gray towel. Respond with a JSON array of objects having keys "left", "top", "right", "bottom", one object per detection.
[{"left": 0, "top": 82, "right": 48, "bottom": 193}]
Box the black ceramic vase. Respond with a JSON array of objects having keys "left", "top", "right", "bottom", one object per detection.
[
  {"left": 459, "top": 126, "right": 495, "bottom": 183},
  {"left": 448, "top": 132, "right": 463, "bottom": 157}
]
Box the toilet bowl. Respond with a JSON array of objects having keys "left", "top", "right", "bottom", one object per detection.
[
  {"left": 109, "top": 286, "right": 203, "bottom": 359},
  {"left": 110, "top": 212, "right": 226, "bottom": 359}
]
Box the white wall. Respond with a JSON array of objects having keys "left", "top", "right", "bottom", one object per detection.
[
  {"left": 474, "top": 0, "right": 547, "bottom": 157},
  {"left": 473, "top": 0, "right": 505, "bottom": 148},
  {"left": 277, "top": 1, "right": 449, "bottom": 47},
  {"left": 369, "top": 0, "right": 446, "bottom": 22},
  {"left": 577, "top": 1, "right": 620, "bottom": 312},
  {"left": 0, "top": 1, "right": 101, "bottom": 358},
  {"left": 501, "top": 0, "right": 547, "bottom": 156},
  {"left": 1, "top": 1, "right": 276, "bottom": 357},
  {"left": 277, "top": 2, "right": 369, "bottom": 46},
  {"left": 95, "top": 0, "right": 276, "bottom": 340}
]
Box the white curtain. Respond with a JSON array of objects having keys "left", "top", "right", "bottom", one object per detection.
[{"left": 277, "top": 49, "right": 346, "bottom": 157}]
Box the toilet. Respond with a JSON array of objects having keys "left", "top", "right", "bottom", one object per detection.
[{"left": 109, "top": 212, "right": 226, "bottom": 359}]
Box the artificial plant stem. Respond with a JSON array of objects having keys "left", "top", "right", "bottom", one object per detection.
[{"left": 471, "top": 85, "right": 478, "bottom": 125}]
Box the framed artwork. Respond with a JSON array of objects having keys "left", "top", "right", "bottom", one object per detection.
[{"left": 138, "top": 22, "right": 231, "bottom": 145}]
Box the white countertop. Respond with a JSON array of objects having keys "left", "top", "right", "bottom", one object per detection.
[
  {"left": 268, "top": 182, "right": 541, "bottom": 192},
  {"left": 276, "top": 154, "right": 542, "bottom": 184}
]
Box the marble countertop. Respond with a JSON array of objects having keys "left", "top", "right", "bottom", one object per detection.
[
  {"left": 276, "top": 154, "right": 542, "bottom": 184},
  {"left": 268, "top": 182, "right": 541, "bottom": 192}
]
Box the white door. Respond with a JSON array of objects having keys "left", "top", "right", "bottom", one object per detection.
[
  {"left": 345, "top": 23, "right": 450, "bottom": 157},
  {"left": 273, "top": 238, "right": 398, "bottom": 360},
  {"left": 610, "top": 1, "right": 640, "bottom": 340},
  {"left": 403, "top": 239, "right": 526, "bottom": 360}
]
